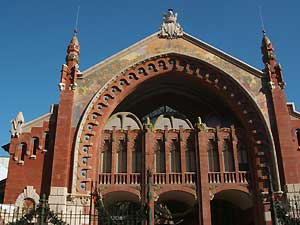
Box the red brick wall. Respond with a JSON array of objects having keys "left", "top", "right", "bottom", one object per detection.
[{"left": 4, "top": 116, "right": 56, "bottom": 203}]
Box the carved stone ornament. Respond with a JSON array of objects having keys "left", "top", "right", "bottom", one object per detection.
[
  {"left": 10, "top": 112, "right": 24, "bottom": 138},
  {"left": 58, "top": 82, "right": 66, "bottom": 91},
  {"left": 159, "top": 9, "right": 183, "bottom": 39},
  {"left": 15, "top": 186, "right": 40, "bottom": 208}
]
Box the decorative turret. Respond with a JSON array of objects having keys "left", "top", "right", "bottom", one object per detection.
[
  {"left": 59, "top": 31, "right": 82, "bottom": 91},
  {"left": 261, "top": 31, "right": 277, "bottom": 67},
  {"left": 261, "top": 31, "right": 285, "bottom": 89},
  {"left": 259, "top": 30, "right": 297, "bottom": 187},
  {"left": 66, "top": 33, "right": 80, "bottom": 66},
  {"left": 51, "top": 31, "right": 81, "bottom": 190}
]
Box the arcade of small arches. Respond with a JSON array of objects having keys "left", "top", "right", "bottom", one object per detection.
[
  {"left": 98, "top": 188, "right": 254, "bottom": 225},
  {"left": 11, "top": 133, "right": 50, "bottom": 165}
]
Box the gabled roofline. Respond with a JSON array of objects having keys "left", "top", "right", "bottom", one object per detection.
[
  {"left": 182, "top": 33, "right": 264, "bottom": 77},
  {"left": 82, "top": 33, "right": 160, "bottom": 77},
  {"left": 22, "top": 104, "right": 55, "bottom": 130},
  {"left": 287, "top": 102, "right": 300, "bottom": 119},
  {"left": 81, "top": 31, "right": 263, "bottom": 78}
]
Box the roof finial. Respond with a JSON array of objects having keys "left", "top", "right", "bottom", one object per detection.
[
  {"left": 158, "top": 9, "right": 183, "bottom": 39},
  {"left": 259, "top": 6, "right": 266, "bottom": 35},
  {"left": 74, "top": 5, "right": 80, "bottom": 35}
]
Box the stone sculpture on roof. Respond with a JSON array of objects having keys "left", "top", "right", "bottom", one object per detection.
[
  {"left": 159, "top": 9, "right": 183, "bottom": 39},
  {"left": 10, "top": 112, "right": 24, "bottom": 138}
]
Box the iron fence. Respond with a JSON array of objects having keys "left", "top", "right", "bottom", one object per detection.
[
  {"left": 0, "top": 193, "right": 147, "bottom": 225},
  {"left": 276, "top": 194, "right": 300, "bottom": 225}
]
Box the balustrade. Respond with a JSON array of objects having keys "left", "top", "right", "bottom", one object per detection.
[
  {"left": 114, "top": 173, "right": 127, "bottom": 184},
  {"left": 208, "top": 171, "right": 249, "bottom": 184},
  {"left": 238, "top": 171, "right": 249, "bottom": 183},
  {"left": 130, "top": 173, "right": 141, "bottom": 184},
  {"left": 168, "top": 173, "right": 182, "bottom": 184},
  {"left": 99, "top": 171, "right": 248, "bottom": 185},
  {"left": 153, "top": 173, "right": 167, "bottom": 184},
  {"left": 223, "top": 172, "right": 237, "bottom": 183},
  {"left": 185, "top": 172, "right": 196, "bottom": 184},
  {"left": 208, "top": 172, "right": 221, "bottom": 183},
  {"left": 99, "top": 173, "right": 112, "bottom": 184}
]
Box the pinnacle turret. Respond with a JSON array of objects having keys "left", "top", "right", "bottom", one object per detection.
[
  {"left": 66, "top": 32, "right": 80, "bottom": 66},
  {"left": 261, "top": 31, "right": 276, "bottom": 66}
]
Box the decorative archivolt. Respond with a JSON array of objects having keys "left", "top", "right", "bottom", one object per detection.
[
  {"left": 72, "top": 53, "right": 278, "bottom": 194},
  {"left": 15, "top": 186, "right": 40, "bottom": 208}
]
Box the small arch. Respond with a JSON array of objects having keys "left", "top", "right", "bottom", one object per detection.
[
  {"left": 211, "top": 189, "right": 253, "bottom": 225},
  {"left": 156, "top": 187, "right": 196, "bottom": 203},
  {"left": 185, "top": 138, "right": 196, "bottom": 172},
  {"left": 44, "top": 132, "right": 50, "bottom": 151},
  {"left": 101, "top": 139, "right": 112, "bottom": 173},
  {"left": 22, "top": 198, "right": 35, "bottom": 214},
  {"left": 101, "top": 189, "right": 140, "bottom": 205},
  {"left": 170, "top": 138, "right": 181, "bottom": 173},
  {"left": 31, "top": 137, "right": 39, "bottom": 158},
  {"left": 154, "top": 139, "right": 166, "bottom": 173},
  {"left": 19, "top": 142, "right": 27, "bottom": 163},
  {"left": 208, "top": 138, "right": 220, "bottom": 172},
  {"left": 222, "top": 138, "right": 235, "bottom": 172},
  {"left": 104, "top": 112, "right": 143, "bottom": 130},
  {"left": 15, "top": 186, "right": 39, "bottom": 210}
]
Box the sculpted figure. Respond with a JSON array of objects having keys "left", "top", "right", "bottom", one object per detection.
[
  {"left": 159, "top": 9, "right": 183, "bottom": 39},
  {"left": 10, "top": 112, "right": 24, "bottom": 138}
]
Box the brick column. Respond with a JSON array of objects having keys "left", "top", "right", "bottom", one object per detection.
[
  {"left": 144, "top": 124, "right": 154, "bottom": 225},
  {"left": 196, "top": 130, "right": 211, "bottom": 225},
  {"left": 164, "top": 128, "right": 170, "bottom": 183},
  {"left": 216, "top": 128, "right": 224, "bottom": 182},
  {"left": 126, "top": 129, "right": 133, "bottom": 184},
  {"left": 111, "top": 128, "right": 117, "bottom": 184},
  {"left": 179, "top": 128, "right": 186, "bottom": 183},
  {"left": 51, "top": 88, "right": 74, "bottom": 188},
  {"left": 231, "top": 126, "right": 240, "bottom": 180}
]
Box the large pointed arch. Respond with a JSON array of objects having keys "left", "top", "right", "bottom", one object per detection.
[{"left": 72, "top": 53, "right": 280, "bottom": 194}]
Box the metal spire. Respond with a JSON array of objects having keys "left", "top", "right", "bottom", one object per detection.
[
  {"left": 74, "top": 4, "right": 80, "bottom": 35},
  {"left": 259, "top": 6, "right": 266, "bottom": 34}
]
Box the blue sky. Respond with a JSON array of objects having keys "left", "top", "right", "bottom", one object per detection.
[{"left": 0, "top": 0, "right": 299, "bottom": 156}]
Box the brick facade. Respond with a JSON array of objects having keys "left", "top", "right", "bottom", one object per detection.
[{"left": 3, "top": 13, "right": 300, "bottom": 225}]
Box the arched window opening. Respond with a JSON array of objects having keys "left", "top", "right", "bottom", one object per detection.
[
  {"left": 101, "top": 139, "right": 112, "bottom": 173},
  {"left": 22, "top": 198, "right": 35, "bottom": 214},
  {"left": 185, "top": 138, "right": 196, "bottom": 172},
  {"left": 170, "top": 138, "right": 181, "bottom": 173},
  {"left": 155, "top": 139, "right": 165, "bottom": 173},
  {"left": 223, "top": 139, "right": 235, "bottom": 172},
  {"left": 132, "top": 138, "right": 142, "bottom": 173},
  {"left": 31, "top": 137, "right": 39, "bottom": 157},
  {"left": 208, "top": 139, "right": 220, "bottom": 172},
  {"left": 296, "top": 129, "right": 300, "bottom": 149},
  {"left": 44, "top": 132, "right": 50, "bottom": 151},
  {"left": 237, "top": 141, "right": 248, "bottom": 171},
  {"left": 20, "top": 143, "right": 27, "bottom": 162},
  {"left": 117, "top": 139, "right": 127, "bottom": 173}
]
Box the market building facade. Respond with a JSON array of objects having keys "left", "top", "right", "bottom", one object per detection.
[{"left": 2, "top": 9, "right": 300, "bottom": 225}]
